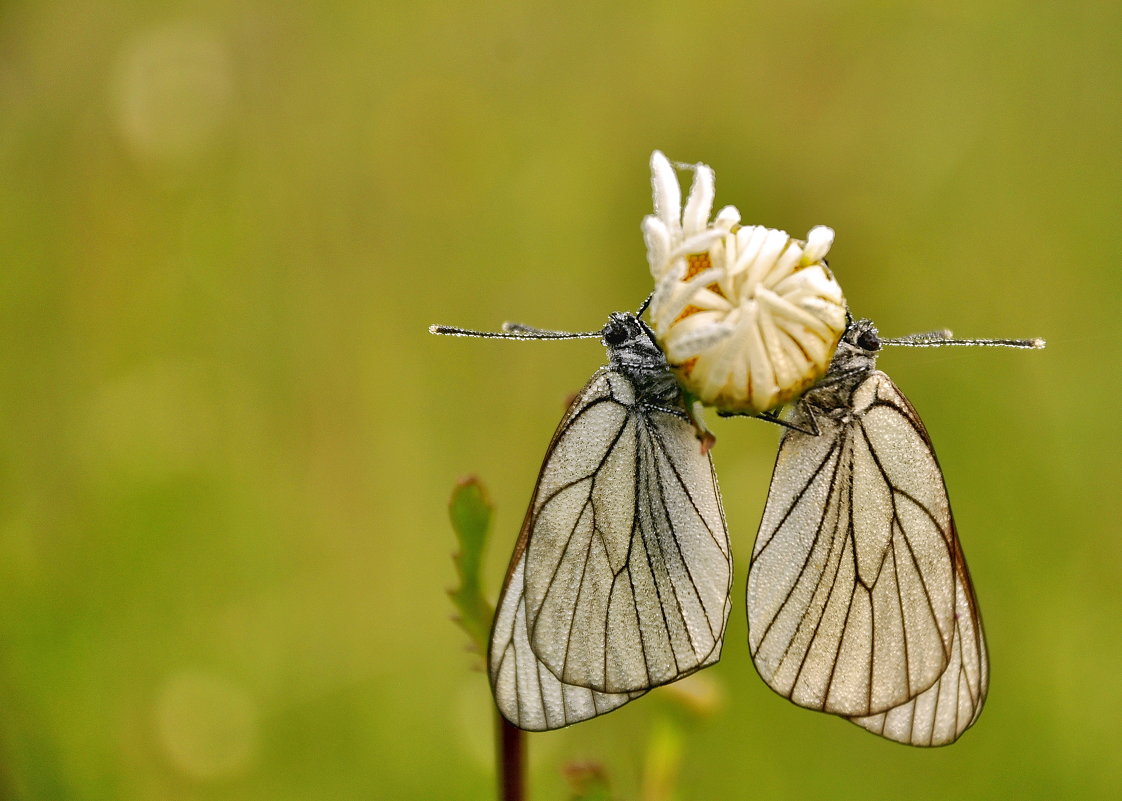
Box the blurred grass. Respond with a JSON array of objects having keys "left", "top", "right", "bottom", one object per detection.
[{"left": 1, "top": 1, "right": 1120, "bottom": 799}]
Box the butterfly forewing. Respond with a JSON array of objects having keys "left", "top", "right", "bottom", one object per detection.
[
  {"left": 490, "top": 364, "right": 732, "bottom": 730},
  {"left": 748, "top": 370, "right": 987, "bottom": 743}
]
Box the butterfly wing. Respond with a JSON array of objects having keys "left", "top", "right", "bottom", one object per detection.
[
  {"left": 747, "top": 370, "right": 987, "bottom": 745},
  {"left": 489, "top": 367, "right": 732, "bottom": 731},
  {"left": 848, "top": 544, "right": 988, "bottom": 745},
  {"left": 489, "top": 547, "right": 644, "bottom": 731}
]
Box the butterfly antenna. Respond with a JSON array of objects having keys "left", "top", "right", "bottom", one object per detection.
[
  {"left": 880, "top": 333, "right": 1046, "bottom": 349},
  {"left": 429, "top": 323, "right": 602, "bottom": 341}
]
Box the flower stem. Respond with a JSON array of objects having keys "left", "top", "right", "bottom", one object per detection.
[{"left": 495, "top": 713, "right": 525, "bottom": 801}]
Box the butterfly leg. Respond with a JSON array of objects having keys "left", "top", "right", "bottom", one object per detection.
[
  {"left": 759, "top": 405, "right": 823, "bottom": 436},
  {"left": 717, "top": 404, "right": 824, "bottom": 436}
]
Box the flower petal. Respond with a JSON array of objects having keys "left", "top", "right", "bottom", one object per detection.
[
  {"left": 682, "top": 162, "right": 715, "bottom": 235},
  {"left": 649, "top": 151, "right": 681, "bottom": 232}
]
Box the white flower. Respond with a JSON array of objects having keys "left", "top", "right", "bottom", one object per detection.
[{"left": 642, "top": 151, "right": 847, "bottom": 414}]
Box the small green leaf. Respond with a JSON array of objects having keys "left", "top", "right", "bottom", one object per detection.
[{"left": 448, "top": 476, "right": 495, "bottom": 657}]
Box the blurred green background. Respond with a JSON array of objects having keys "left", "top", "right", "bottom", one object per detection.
[{"left": 1, "top": 0, "right": 1119, "bottom": 798}]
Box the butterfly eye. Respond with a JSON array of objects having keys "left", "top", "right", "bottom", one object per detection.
[
  {"left": 603, "top": 324, "right": 629, "bottom": 346},
  {"left": 855, "top": 328, "right": 880, "bottom": 351}
]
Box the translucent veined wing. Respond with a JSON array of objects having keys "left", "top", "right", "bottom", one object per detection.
[
  {"left": 488, "top": 314, "right": 732, "bottom": 731},
  {"left": 849, "top": 541, "right": 987, "bottom": 745},
  {"left": 747, "top": 319, "right": 988, "bottom": 746},
  {"left": 489, "top": 537, "right": 644, "bottom": 731}
]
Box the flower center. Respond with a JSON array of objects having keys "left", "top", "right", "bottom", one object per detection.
[{"left": 685, "top": 252, "right": 711, "bottom": 280}]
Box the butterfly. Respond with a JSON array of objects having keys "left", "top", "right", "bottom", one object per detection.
[
  {"left": 747, "top": 318, "right": 1042, "bottom": 745},
  {"left": 433, "top": 311, "right": 731, "bottom": 729}
]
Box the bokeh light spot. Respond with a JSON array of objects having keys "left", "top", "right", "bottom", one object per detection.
[
  {"left": 110, "top": 20, "right": 233, "bottom": 171},
  {"left": 155, "top": 669, "right": 259, "bottom": 781}
]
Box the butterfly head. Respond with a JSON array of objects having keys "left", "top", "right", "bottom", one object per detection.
[
  {"left": 602, "top": 313, "right": 661, "bottom": 363},
  {"left": 844, "top": 318, "right": 882, "bottom": 354},
  {"left": 822, "top": 317, "right": 882, "bottom": 382}
]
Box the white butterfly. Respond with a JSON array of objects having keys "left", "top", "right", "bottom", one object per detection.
[
  {"left": 433, "top": 312, "right": 731, "bottom": 730},
  {"left": 748, "top": 318, "right": 1042, "bottom": 745}
]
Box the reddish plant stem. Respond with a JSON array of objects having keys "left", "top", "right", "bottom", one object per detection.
[{"left": 496, "top": 713, "right": 525, "bottom": 801}]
